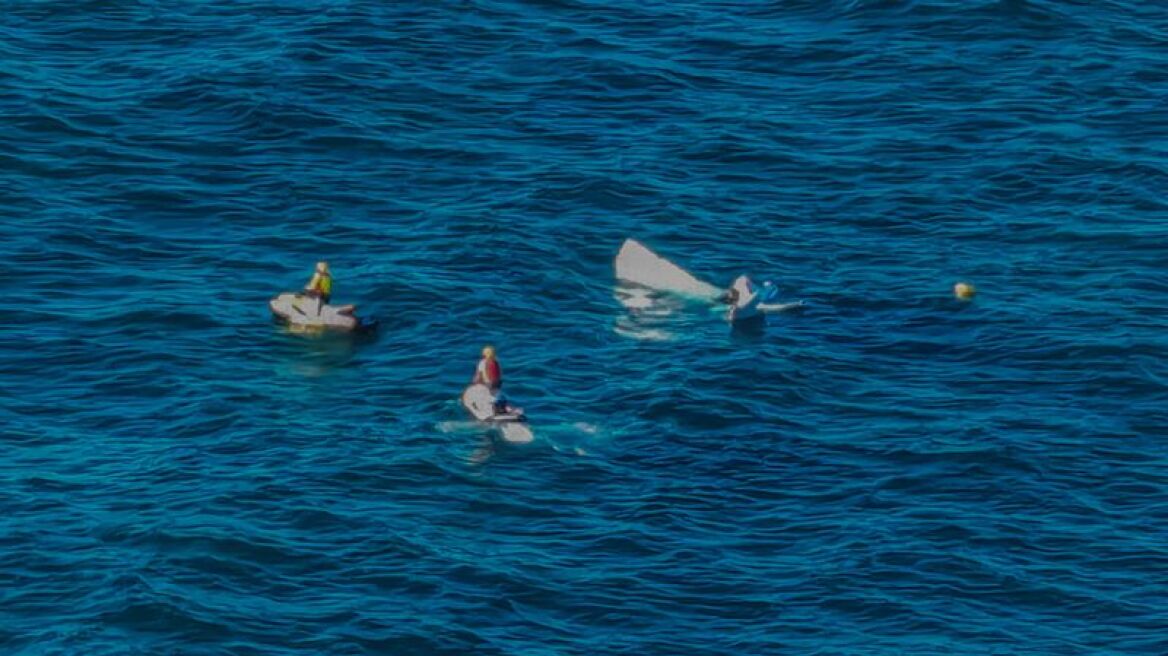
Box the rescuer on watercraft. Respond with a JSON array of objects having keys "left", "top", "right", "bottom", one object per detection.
[
  {"left": 304, "top": 261, "right": 333, "bottom": 304},
  {"left": 461, "top": 345, "right": 532, "bottom": 441},
  {"left": 471, "top": 346, "right": 519, "bottom": 415},
  {"left": 268, "top": 260, "right": 375, "bottom": 332},
  {"left": 473, "top": 345, "right": 503, "bottom": 392}
]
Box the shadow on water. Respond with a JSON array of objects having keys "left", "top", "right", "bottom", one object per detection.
[
  {"left": 729, "top": 314, "right": 767, "bottom": 342},
  {"left": 271, "top": 321, "right": 381, "bottom": 379},
  {"left": 440, "top": 421, "right": 510, "bottom": 467}
]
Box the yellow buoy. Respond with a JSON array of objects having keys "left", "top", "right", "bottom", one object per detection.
[{"left": 954, "top": 282, "right": 976, "bottom": 300}]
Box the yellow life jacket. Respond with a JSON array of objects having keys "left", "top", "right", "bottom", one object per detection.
[{"left": 307, "top": 272, "right": 332, "bottom": 296}]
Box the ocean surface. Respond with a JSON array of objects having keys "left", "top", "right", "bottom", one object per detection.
[{"left": 2, "top": 1, "right": 1166, "bottom": 653}]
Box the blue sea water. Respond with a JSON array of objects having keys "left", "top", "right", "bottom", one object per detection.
[{"left": 2, "top": 0, "right": 1167, "bottom": 653}]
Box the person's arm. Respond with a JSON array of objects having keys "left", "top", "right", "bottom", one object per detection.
[{"left": 305, "top": 272, "right": 321, "bottom": 292}]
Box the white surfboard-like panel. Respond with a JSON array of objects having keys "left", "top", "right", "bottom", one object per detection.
[{"left": 615, "top": 239, "right": 721, "bottom": 299}]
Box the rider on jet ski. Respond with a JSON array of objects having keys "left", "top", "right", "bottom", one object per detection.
[
  {"left": 304, "top": 261, "right": 333, "bottom": 304},
  {"left": 472, "top": 346, "right": 519, "bottom": 416},
  {"left": 473, "top": 345, "right": 502, "bottom": 391}
]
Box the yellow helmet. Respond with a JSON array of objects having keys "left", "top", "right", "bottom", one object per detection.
[
  {"left": 316, "top": 261, "right": 329, "bottom": 274},
  {"left": 482, "top": 345, "right": 495, "bottom": 359}
]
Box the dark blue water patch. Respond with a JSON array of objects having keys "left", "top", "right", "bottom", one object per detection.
[{"left": 3, "top": 0, "right": 1168, "bottom": 653}]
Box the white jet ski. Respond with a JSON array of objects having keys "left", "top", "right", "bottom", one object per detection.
[
  {"left": 615, "top": 238, "right": 721, "bottom": 300},
  {"left": 461, "top": 383, "right": 533, "bottom": 443},
  {"left": 269, "top": 292, "right": 377, "bottom": 333}
]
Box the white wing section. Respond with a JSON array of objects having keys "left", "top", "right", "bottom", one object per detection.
[{"left": 614, "top": 239, "right": 721, "bottom": 299}]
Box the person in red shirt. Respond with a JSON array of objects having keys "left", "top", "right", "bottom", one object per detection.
[
  {"left": 472, "top": 345, "right": 521, "bottom": 416},
  {"left": 472, "top": 345, "right": 503, "bottom": 393}
]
